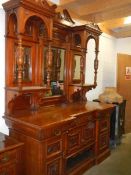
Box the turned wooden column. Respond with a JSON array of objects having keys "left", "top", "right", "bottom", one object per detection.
[
  {"left": 80, "top": 54, "right": 85, "bottom": 85},
  {"left": 56, "top": 49, "right": 61, "bottom": 81},
  {"left": 46, "top": 41, "right": 52, "bottom": 87},
  {"left": 15, "top": 37, "right": 24, "bottom": 89},
  {"left": 94, "top": 46, "right": 99, "bottom": 86}
]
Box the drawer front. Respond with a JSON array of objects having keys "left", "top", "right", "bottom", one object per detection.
[
  {"left": 98, "top": 132, "right": 109, "bottom": 153},
  {"left": 81, "top": 121, "right": 95, "bottom": 145},
  {"left": 0, "top": 150, "right": 17, "bottom": 166},
  {"left": 46, "top": 157, "right": 62, "bottom": 175},
  {"left": 45, "top": 139, "right": 62, "bottom": 159},
  {"left": 99, "top": 118, "right": 109, "bottom": 133}
]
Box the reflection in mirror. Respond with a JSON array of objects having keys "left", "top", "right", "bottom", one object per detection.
[
  {"left": 43, "top": 47, "right": 65, "bottom": 95},
  {"left": 85, "top": 38, "right": 95, "bottom": 85},
  {"left": 73, "top": 55, "right": 81, "bottom": 81}
]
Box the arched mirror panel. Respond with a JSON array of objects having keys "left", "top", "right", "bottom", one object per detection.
[{"left": 85, "top": 38, "right": 96, "bottom": 85}]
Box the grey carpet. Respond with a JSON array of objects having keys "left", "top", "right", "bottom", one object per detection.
[{"left": 83, "top": 133, "right": 131, "bottom": 175}]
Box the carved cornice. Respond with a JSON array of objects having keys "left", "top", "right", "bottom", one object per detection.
[{"left": 2, "top": 0, "right": 56, "bottom": 17}]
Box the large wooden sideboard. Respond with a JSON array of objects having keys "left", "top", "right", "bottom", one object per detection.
[
  {"left": 2, "top": 0, "right": 114, "bottom": 174},
  {"left": 4, "top": 102, "right": 114, "bottom": 175}
]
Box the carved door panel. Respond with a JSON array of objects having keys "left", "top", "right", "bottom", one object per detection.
[
  {"left": 46, "top": 157, "right": 62, "bottom": 175},
  {"left": 98, "top": 132, "right": 109, "bottom": 154},
  {"left": 81, "top": 121, "right": 95, "bottom": 145},
  {"left": 66, "top": 128, "right": 81, "bottom": 155},
  {"left": 99, "top": 118, "right": 109, "bottom": 133},
  {"left": 0, "top": 163, "right": 16, "bottom": 175}
]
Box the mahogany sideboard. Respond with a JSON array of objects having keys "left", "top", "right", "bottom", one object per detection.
[
  {"left": 3, "top": 102, "right": 114, "bottom": 175},
  {"left": 2, "top": 0, "right": 114, "bottom": 174}
]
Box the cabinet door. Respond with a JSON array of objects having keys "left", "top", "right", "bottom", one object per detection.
[
  {"left": 81, "top": 121, "right": 95, "bottom": 145},
  {"left": 0, "top": 163, "right": 16, "bottom": 175},
  {"left": 99, "top": 118, "right": 109, "bottom": 133},
  {"left": 66, "top": 128, "right": 81, "bottom": 155},
  {"left": 46, "top": 157, "right": 62, "bottom": 175},
  {"left": 98, "top": 132, "right": 109, "bottom": 153}
]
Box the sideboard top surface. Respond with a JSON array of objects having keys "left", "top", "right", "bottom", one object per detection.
[{"left": 5, "top": 102, "right": 114, "bottom": 128}]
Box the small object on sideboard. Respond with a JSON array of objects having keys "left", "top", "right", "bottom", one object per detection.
[{"left": 98, "top": 87, "right": 123, "bottom": 104}]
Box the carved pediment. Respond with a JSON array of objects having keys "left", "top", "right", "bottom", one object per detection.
[
  {"left": 55, "top": 9, "right": 75, "bottom": 26},
  {"left": 86, "top": 22, "right": 102, "bottom": 33}
]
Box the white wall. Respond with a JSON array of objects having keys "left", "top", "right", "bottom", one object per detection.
[
  {"left": 116, "top": 37, "right": 131, "bottom": 55},
  {"left": 0, "top": 9, "right": 8, "bottom": 134},
  {"left": 86, "top": 33, "right": 117, "bottom": 100}
]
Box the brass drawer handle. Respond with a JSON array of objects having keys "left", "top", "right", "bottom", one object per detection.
[
  {"left": 0, "top": 154, "right": 9, "bottom": 163},
  {"left": 54, "top": 130, "right": 61, "bottom": 136}
]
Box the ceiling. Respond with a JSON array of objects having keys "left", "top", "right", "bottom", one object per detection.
[{"left": 58, "top": 0, "right": 131, "bottom": 38}]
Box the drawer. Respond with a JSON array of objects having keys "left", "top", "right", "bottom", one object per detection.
[
  {"left": 99, "top": 118, "right": 109, "bottom": 133},
  {"left": 0, "top": 150, "right": 17, "bottom": 166},
  {"left": 45, "top": 138, "right": 62, "bottom": 159}
]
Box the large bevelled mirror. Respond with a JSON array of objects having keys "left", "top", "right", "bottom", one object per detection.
[{"left": 85, "top": 38, "right": 96, "bottom": 85}]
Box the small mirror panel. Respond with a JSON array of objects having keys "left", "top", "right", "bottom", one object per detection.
[{"left": 73, "top": 55, "right": 81, "bottom": 81}]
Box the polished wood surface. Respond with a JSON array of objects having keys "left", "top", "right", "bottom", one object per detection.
[
  {"left": 4, "top": 102, "right": 114, "bottom": 175},
  {"left": 6, "top": 102, "right": 113, "bottom": 127}
]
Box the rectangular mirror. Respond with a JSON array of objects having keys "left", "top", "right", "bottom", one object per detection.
[{"left": 72, "top": 54, "right": 81, "bottom": 83}]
